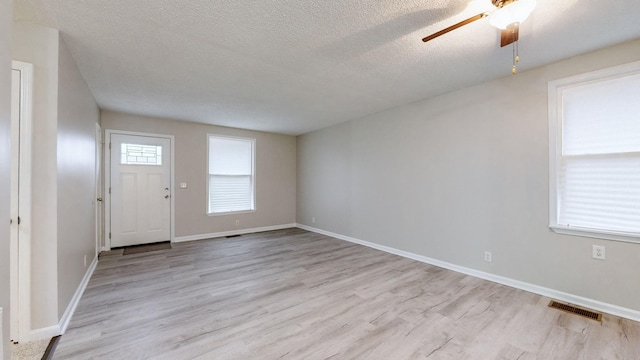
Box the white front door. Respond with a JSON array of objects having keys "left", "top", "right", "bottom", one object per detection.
[{"left": 110, "top": 133, "right": 172, "bottom": 247}]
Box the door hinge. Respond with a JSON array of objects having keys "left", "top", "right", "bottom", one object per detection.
[
  {"left": 17, "top": 216, "right": 21, "bottom": 225},
  {"left": 109, "top": 232, "right": 111, "bottom": 239},
  {"left": 109, "top": 187, "right": 111, "bottom": 194},
  {"left": 109, "top": 142, "right": 111, "bottom": 150}
]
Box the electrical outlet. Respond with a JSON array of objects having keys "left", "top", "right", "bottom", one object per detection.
[
  {"left": 312, "top": 217, "right": 315, "bottom": 223},
  {"left": 484, "top": 251, "right": 492, "bottom": 262},
  {"left": 592, "top": 245, "right": 605, "bottom": 260},
  {"left": 235, "top": 220, "right": 240, "bottom": 226}
]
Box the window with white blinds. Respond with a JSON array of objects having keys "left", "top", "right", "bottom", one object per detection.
[
  {"left": 207, "top": 135, "right": 255, "bottom": 214},
  {"left": 549, "top": 61, "right": 640, "bottom": 243}
]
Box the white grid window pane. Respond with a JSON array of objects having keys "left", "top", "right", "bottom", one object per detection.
[
  {"left": 552, "top": 63, "right": 640, "bottom": 241},
  {"left": 562, "top": 73, "right": 640, "bottom": 156},
  {"left": 120, "top": 143, "right": 162, "bottom": 165},
  {"left": 559, "top": 156, "right": 640, "bottom": 233},
  {"left": 209, "top": 138, "right": 252, "bottom": 175},
  {"left": 208, "top": 175, "right": 253, "bottom": 213},
  {"left": 208, "top": 136, "right": 255, "bottom": 214}
]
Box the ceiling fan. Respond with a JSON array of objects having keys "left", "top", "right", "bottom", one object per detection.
[{"left": 421, "top": 0, "right": 536, "bottom": 73}]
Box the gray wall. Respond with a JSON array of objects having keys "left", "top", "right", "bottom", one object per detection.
[
  {"left": 297, "top": 39, "right": 640, "bottom": 312},
  {"left": 12, "top": 21, "right": 60, "bottom": 330},
  {"left": 56, "top": 35, "right": 100, "bottom": 318},
  {"left": 12, "top": 22, "right": 99, "bottom": 333},
  {"left": 1, "top": 0, "right": 13, "bottom": 358},
  {"left": 101, "top": 111, "right": 296, "bottom": 240}
]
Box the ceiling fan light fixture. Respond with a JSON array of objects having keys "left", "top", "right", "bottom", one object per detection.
[{"left": 489, "top": 0, "right": 536, "bottom": 29}]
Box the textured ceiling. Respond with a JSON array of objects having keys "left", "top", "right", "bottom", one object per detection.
[{"left": 14, "top": 0, "right": 640, "bottom": 135}]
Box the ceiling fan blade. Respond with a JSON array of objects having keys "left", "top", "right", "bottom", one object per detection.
[
  {"left": 422, "top": 13, "right": 488, "bottom": 43},
  {"left": 500, "top": 22, "right": 519, "bottom": 47}
]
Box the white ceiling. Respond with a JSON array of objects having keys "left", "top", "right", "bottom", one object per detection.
[{"left": 14, "top": 0, "right": 640, "bottom": 135}]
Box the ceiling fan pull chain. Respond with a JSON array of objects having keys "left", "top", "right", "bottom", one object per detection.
[
  {"left": 512, "top": 41, "right": 517, "bottom": 74},
  {"left": 511, "top": 23, "right": 519, "bottom": 75}
]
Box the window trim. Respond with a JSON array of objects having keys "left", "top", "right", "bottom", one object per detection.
[
  {"left": 548, "top": 60, "right": 640, "bottom": 244},
  {"left": 206, "top": 134, "right": 256, "bottom": 216}
]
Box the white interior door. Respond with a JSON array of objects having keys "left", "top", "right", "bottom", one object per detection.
[
  {"left": 10, "top": 61, "right": 33, "bottom": 343},
  {"left": 110, "top": 133, "right": 171, "bottom": 247},
  {"left": 9, "top": 67, "right": 20, "bottom": 341}
]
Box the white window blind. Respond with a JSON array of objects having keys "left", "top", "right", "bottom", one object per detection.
[
  {"left": 549, "top": 63, "right": 640, "bottom": 242},
  {"left": 208, "top": 135, "right": 255, "bottom": 214}
]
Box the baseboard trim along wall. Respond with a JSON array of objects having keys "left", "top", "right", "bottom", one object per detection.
[
  {"left": 28, "top": 325, "right": 59, "bottom": 342},
  {"left": 59, "top": 256, "right": 98, "bottom": 334},
  {"left": 296, "top": 224, "right": 640, "bottom": 323},
  {"left": 174, "top": 223, "right": 297, "bottom": 243},
  {"left": 28, "top": 255, "right": 99, "bottom": 342}
]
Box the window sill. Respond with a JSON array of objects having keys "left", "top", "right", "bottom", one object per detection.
[
  {"left": 207, "top": 209, "right": 256, "bottom": 217},
  {"left": 550, "top": 224, "right": 640, "bottom": 244}
]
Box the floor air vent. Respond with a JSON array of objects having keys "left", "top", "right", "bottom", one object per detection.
[
  {"left": 226, "top": 234, "right": 242, "bottom": 238},
  {"left": 548, "top": 300, "right": 603, "bottom": 322}
]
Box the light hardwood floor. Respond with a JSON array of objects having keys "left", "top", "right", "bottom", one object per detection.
[{"left": 54, "top": 228, "right": 639, "bottom": 359}]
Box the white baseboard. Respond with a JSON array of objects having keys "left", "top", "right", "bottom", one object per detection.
[
  {"left": 26, "top": 255, "right": 99, "bottom": 341},
  {"left": 59, "top": 255, "right": 98, "bottom": 334},
  {"left": 27, "top": 325, "right": 60, "bottom": 342},
  {"left": 174, "top": 223, "right": 297, "bottom": 243},
  {"left": 296, "top": 224, "right": 640, "bottom": 323}
]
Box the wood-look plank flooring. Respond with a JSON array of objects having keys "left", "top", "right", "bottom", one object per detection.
[{"left": 54, "top": 228, "right": 640, "bottom": 359}]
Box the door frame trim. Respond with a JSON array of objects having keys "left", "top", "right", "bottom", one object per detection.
[
  {"left": 10, "top": 60, "right": 34, "bottom": 342},
  {"left": 104, "top": 129, "right": 175, "bottom": 251},
  {"left": 95, "top": 123, "right": 103, "bottom": 258}
]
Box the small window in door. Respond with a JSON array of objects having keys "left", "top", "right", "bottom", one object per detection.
[{"left": 120, "top": 143, "right": 163, "bottom": 165}]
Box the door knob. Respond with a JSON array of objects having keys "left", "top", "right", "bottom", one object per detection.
[
  {"left": 97, "top": 197, "right": 103, "bottom": 202},
  {"left": 164, "top": 194, "right": 170, "bottom": 199}
]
